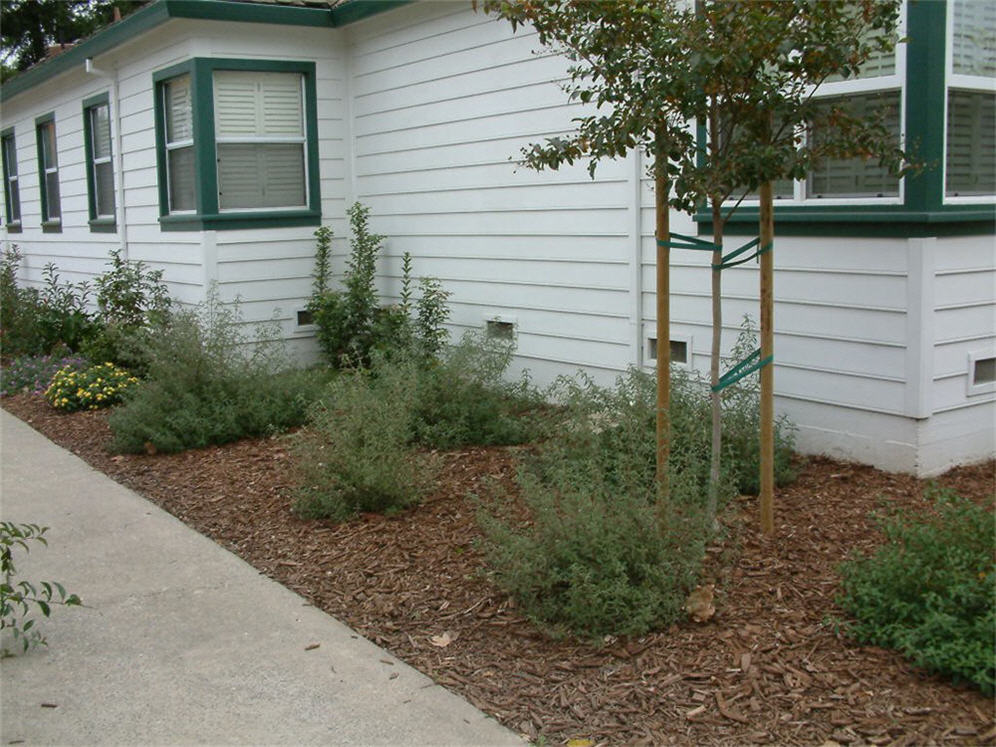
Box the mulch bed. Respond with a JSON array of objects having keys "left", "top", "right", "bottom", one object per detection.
[{"left": 3, "top": 392, "right": 994, "bottom": 746}]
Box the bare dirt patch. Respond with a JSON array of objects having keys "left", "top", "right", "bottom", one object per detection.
[{"left": 4, "top": 392, "right": 994, "bottom": 746}]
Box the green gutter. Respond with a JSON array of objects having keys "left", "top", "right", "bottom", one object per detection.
[{"left": 1, "top": 0, "right": 414, "bottom": 103}]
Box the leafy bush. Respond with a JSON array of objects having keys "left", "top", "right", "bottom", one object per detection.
[
  {"left": 412, "top": 332, "right": 542, "bottom": 449},
  {"left": 308, "top": 206, "right": 451, "bottom": 368},
  {"left": 0, "top": 247, "right": 94, "bottom": 356},
  {"left": 478, "top": 368, "right": 718, "bottom": 637},
  {"left": 81, "top": 249, "right": 172, "bottom": 374},
  {"left": 0, "top": 353, "right": 89, "bottom": 397},
  {"left": 837, "top": 486, "right": 995, "bottom": 694},
  {"left": 1, "top": 522, "right": 81, "bottom": 655},
  {"left": 292, "top": 357, "right": 432, "bottom": 521},
  {"left": 721, "top": 316, "right": 796, "bottom": 494},
  {"left": 107, "top": 292, "right": 327, "bottom": 454},
  {"left": 44, "top": 361, "right": 138, "bottom": 412}
]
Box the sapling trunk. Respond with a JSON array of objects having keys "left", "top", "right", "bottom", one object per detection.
[
  {"left": 759, "top": 180, "right": 775, "bottom": 534},
  {"left": 654, "top": 134, "right": 671, "bottom": 516},
  {"left": 707, "top": 196, "right": 723, "bottom": 522}
]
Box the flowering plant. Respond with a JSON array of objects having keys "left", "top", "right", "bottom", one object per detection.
[
  {"left": 0, "top": 354, "right": 89, "bottom": 397},
  {"left": 44, "top": 362, "right": 139, "bottom": 412}
]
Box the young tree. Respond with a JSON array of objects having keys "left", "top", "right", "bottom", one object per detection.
[{"left": 482, "top": 0, "right": 908, "bottom": 533}]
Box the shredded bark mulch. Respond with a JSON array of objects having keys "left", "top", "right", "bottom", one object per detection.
[{"left": 3, "top": 392, "right": 994, "bottom": 746}]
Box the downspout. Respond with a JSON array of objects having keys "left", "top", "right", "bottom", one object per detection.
[{"left": 85, "top": 57, "right": 128, "bottom": 261}]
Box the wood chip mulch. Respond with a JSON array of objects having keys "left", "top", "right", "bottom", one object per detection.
[{"left": 3, "top": 392, "right": 994, "bottom": 746}]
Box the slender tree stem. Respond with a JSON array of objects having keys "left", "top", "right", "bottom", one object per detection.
[
  {"left": 759, "top": 179, "right": 775, "bottom": 535},
  {"left": 654, "top": 132, "right": 671, "bottom": 514}
]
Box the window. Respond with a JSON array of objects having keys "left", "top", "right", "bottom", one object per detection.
[
  {"left": 152, "top": 58, "right": 320, "bottom": 231},
  {"left": 1, "top": 128, "right": 21, "bottom": 231},
  {"left": 83, "top": 93, "right": 116, "bottom": 231},
  {"left": 946, "top": 0, "right": 996, "bottom": 200},
  {"left": 35, "top": 114, "right": 61, "bottom": 230}
]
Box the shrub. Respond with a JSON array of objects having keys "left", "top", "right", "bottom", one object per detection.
[
  {"left": 0, "top": 352, "right": 89, "bottom": 397},
  {"left": 81, "top": 249, "right": 172, "bottom": 374},
  {"left": 44, "top": 361, "right": 138, "bottom": 412},
  {"left": 0, "top": 247, "right": 94, "bottom": 356},
  {"left": 412, "top": 332, "right": 542, "bottom": 449},
  {"left": 478, "top": 369, "right": 717, "bottom": 637},
  {"left": 308, "top": 206, "right": 451, "bottom": 368},
  {"left": 836, "top": 486, "right": 995, "bottom": 694},
  {"left": 2, "top": 522, "right": 82, "bottom": 655},
  {"left": 107, "top": 292, "right": 327, "bottom": 454},
  {"left": 292, "top": 357, "right": 432, "bottom": 521}
]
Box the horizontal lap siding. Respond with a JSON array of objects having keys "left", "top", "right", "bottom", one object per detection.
[{"left": 348, "top": 2, "right": 632, "bottom": 384}]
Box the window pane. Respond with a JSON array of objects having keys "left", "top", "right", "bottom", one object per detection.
[
  {"left": 947, "top": 90, "right": 996, "bottom": 196},
  {"left": 165, "top": 75, "right": 193, "bottom": 143},
  {"left": 807, "top": 92, "right": 901, "bottom": 198},
  {"left": 2, "top": 136, "right": 17, "bottom": 176},
  {"left": 8, "top": 180, "right": 19, "bottom": 222},
  {"left": 214, "top": 71, "right": 303, "bottom": 138},
  {"left": 953, "top": 0, "right": 996, "bottom": 77},
  {"left": 40, "top": 122, "right": 57, "bottom": 169},
  {"left": 91, "top": 104, "right": 112, "bottom": 159},
  {"left": 45, "top": 171, "right": 61, "bottom": 220},
  {"left": 217, "top": 143, "right": 305, "bottom": 209},
  {"left": 95, "top": 161, "right": 115, "bottom": 216},
  {"left": 168, "top": 145, "right": 195, "bottom": 211}
]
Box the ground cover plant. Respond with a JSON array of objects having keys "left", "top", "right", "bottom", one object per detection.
[
  {"left": 44, "top": 361, "right": 138, "bottom": 412},
  {"left": 1, "top": 522, "right": 81, "bottom": 655},
  {"left": 107, "top": 292, "right": 328, "bottom": 454},
  {"left": 837, "top": 485, "right": 995, "bottom": 694},
  {"left": 0, "top": 352, "right": 89, "bottom": 397}
]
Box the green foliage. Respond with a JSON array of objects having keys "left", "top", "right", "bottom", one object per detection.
[
  {"left": 412, "top": 332, "right": 541, "bottom": 449},
  {"left": 81, "top": 249, "right": 172, "bottom": 374},
  {"left": 0, "top": 245, "right": 44, "bottom": 356},
  {"left": 36, "top": 263, "right": 95, "bottom": 353},
  {"left": 722, "top": 316, "right": 796, "bottom": 494},
  {"left": 0, "top": 352, "right": 89, "bottom": 397},
  {"left": 292, "top": 357, "right": 432, "bottom": 521},
  {"left": 308, "top": 206, "right": 451, "bottom": 368},
  {"left": 1, "top": 522, "right": 81, "bottom": 655},
  {"left": 837, "top": 487, "right": 995, "bottom": 694},
  {"left": 107, "top": 291, "right": 327, "bottom": 454},
  {"left": 44, "top": 361, "right": 137, "bottom": 412},
  {"left": 478, "top": 368, "right": 719, "bottom": 638}
]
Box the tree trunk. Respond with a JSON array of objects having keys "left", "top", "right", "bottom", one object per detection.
[
  {"left": 654, "top": 136, "right": 671, "bottom": 513},
  {"left": 707, "top": 197, "right": 723, "bottom": 520},
  {"left": 758, "top": 180, "right": 775, "bottom": 535}
]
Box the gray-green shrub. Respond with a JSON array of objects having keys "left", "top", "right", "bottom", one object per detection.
[
  {"left": 478, "top": 367, "right": 719, "bottom": 637},
  {"left": 837, "top": 486, "right": 995, "bottom": 694},
  {"left": 292, "top": 357, "right": 432, "bottom": 520},
  {"left": 108, "top": 292, "right": 327, "bottom": 454}
]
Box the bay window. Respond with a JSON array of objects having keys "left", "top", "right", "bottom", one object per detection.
[{"left": 153, "top": 58, "right": 320, "bottom": 231}]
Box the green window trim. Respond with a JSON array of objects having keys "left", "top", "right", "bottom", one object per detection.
[
  {"left": 1, "top": 126, "right": 22, "bottom": 232},
  {"left": 35, "top": 112, "right": 61, "bottom": 233},
  {"left": 695, "top": 0, "right": 996, "bottom": 238},
  {"left": 82, "top": 92, "right": 117, "bottom": 233},
  {"left": 152, "top": 57, "right": 321, "bottom": 232}
]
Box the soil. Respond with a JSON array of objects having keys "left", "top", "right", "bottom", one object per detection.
[{"left": 3, "top": 392, "right": 994, "bottom": 746}]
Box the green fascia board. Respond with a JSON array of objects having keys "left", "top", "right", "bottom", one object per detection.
[
  {"left": 331, "top": 0, "right": 415, "bottom": 27},
  {"left": 165, "top": 0, "right": 333, "bottom": 26}
]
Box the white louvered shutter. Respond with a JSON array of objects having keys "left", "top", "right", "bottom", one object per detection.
[
  {"left": 214, "top": 71, "right": 306, "bottom": 210},
  {"left": 946, "top": 91, "right": 996, "bottom": 196},
  {"left": 953, "top": 0, "right": 996, "bottom": 77}
]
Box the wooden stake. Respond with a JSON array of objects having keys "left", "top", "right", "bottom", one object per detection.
[
  {"left": 654, "top": 140, "right": 671, "bottom": 509},
  {"left": 758, "top": 180, "right": 775, "bottom": 535}
]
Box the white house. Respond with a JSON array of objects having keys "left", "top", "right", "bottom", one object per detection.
[{"left": 1, "top": 0, "right": 994, "bottom": 476}]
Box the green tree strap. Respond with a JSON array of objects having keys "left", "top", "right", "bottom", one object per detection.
[
  {"left": 712, "top": 348, "right": 774, "bottom": 392},
  {"left": 713, "top": 238, "right": 772, "bottom": 271},
  {"left": 655, "top": 232, "right": 720, "bottom": 251}
]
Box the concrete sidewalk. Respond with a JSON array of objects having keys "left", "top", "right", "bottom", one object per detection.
[{"left": 0, "top": 409, "right": 522, "bottom": 746}]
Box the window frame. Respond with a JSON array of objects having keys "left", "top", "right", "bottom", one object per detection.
[
  {"left": 1, "top": 127, "right": 21, "bottom": 232},
  {"left": 34, "top": 112, "right": 62, "bottom": 233},
  {"left": 695, "top": 0, "right": 996, "bottom": 238},
  {"left": 152, "top": 58, "right": 321, "bottom": 232},
  {"left": 82, "top": 92, "right": 117, "bottom": 233}
]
